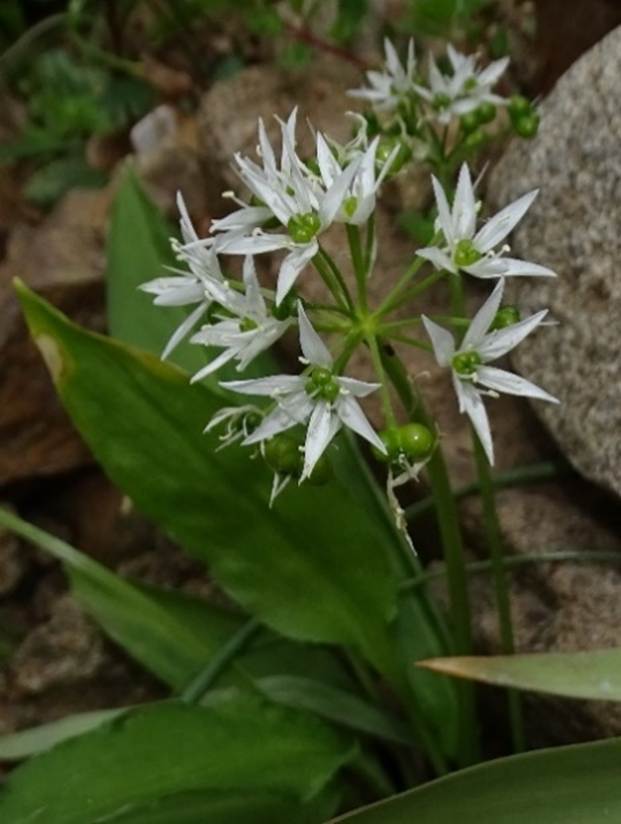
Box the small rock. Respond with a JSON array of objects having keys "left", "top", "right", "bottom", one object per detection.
[
  {"left": 10, "top": 595, "right": 104, "bottom": 694},
  {"left": 487, "top": 25, "right": 621, "bottom": 499}
]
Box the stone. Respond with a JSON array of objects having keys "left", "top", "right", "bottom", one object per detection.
[
  {"left": 487, "top": 25, "right": 621, "bottom": 499},
  {"left": 0, "top": 189, "right": 109, "bottom": 486},
  {"left": 10, "top": 595, "right": 105, "bottom": 694}
]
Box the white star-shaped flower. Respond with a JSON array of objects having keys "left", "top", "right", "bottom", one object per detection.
[
  {"left": 190, "top": 256, "right": 292, "bottom": 382},
  {"left": 140, "top": 192, "right": 224, "bottom": 358},
  {"left": 315, "top": 133, "right": 399, "bottom": 226},
  {"left": 221, "top": 303, "right": 386, "bottom": 480},
  {"left": 348, "top": 38, "right": 417, "bottom": 112},
  {"left": 414, "top": 45, "right": 508, "bottom": 124},
  {"left": 417, "top": 164, "right": 556, "bottom": 279},
  {"left": 201, "top": 109, "right": 361, "bottom": 305},
  {"left": 422, "top": 278, "right": 558, "bottom": 464}
]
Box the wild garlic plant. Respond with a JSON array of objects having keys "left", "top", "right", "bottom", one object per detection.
[
  {"left": 142, "top": 37, "right": 552, "bottom": 501},
  {"left": 142, "top": 38, "right": 555, "bottom": 751}
]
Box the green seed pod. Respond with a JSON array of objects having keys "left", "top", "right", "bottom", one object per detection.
[
  {"left": 372, "top": 426, "right": 401, "bottom": 463},
  {"left": 244, "top": 411, "right": 262, "bottom": 434},
  {"left": 452, "top": 350, "right": 482, "bottom": 376},
  {"left": 376, "top": 136, "right": 412, "bottom": 176},
  {"left": 272, "top": 290, "right": 298, "bottom": 320},
  {"left": 513, "top": 112, "right": 540, "bottom": 139},
  {"left": 307, "top": 452, "right": 333, "bottom": 485},
  {"left": 453, "top": 238, "right": 482, "bottom": 268},
  {"left": 464, "top": 129, "right": 487, "bottom": 152},
  {"left": 508, "top": 95, "right": 531, "bottom": 118},
  {"left": 398, "top": 422, "right": 434, "bottom": 460},
  {"left": 460, "top": 111, "right": 480, "bottom": 134},
  {"left": 287, "top": 211, "right": 321, "bottom": 244},
  {"left": 490, "top": 305, "right": 520, "bottom": 331},
  {"left": 263, "top": 433, "right": 302, "bottom": 476},
  {"left": 476, "top": 101, "right": 496, "bottom": 124},
  {"left": 239, "top": 316, "right": 258, "bottom": 332}
]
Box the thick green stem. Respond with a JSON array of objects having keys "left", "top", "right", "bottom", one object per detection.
[
  {"left": 313, "top": 249, "right": 353, "bottom": 314},
  {"left": 380, "top": 270, "right": 446, "bottom": 317},
  {"left": 379, "top": 345, "right": 479, "bottom": 766},
  {"left": 366, "top": 335, "right": 397, "bottom": 428},
  {"left": 472, "top": 431, "right": 525, "bottom": 752},
  {"left": 180, "top": 617, "right": 261, "bottom": 704},
  {"left": 347, "top": 224, "right": 367, "bottom": 310}
]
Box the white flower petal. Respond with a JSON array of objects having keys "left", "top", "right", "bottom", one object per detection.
[
  {"left": 244, "top": 405, "right": 302, "bottom": 445},
  {"left": 462, "top": 278, "right": 505, "bottom": 349},
  {"left": 190, "top": 347, "right": 238, "bottom": 383},
  {"left": 478, "top": 309, "right": 548, "bottom": 361},
  {"left": 276, "top": 241, "right": 318, "bottom": 305},
  {"left": 422, "top": 316, "right": 455, "bottom": 366},
  {"left": 416, "top": 246, "right": 455, "bottom": 273},
  {"left": 431, "top": 175, "right": 454, "bottom": 244},
  {"left": 466, "top": 256, "right": 556, "bottom": 279},
  {"left": 336, "top": 376, "right": 380, "bottom": 398},
  {"left": 301, "top": 401, "right": 339, "bottom": 480},
  {"left": 474, "top": 190, "right": 538, "bottom": 253},
  {"left": 221, "top": 375, "right": 306, "bottom": 396},
  {"left": 319, "top": 156, "right": 362, "bottom": 227},
  {"left": 257, "top": 117, "right": 277, "bottom": 175},
  {"left": 161, "top": 301, "right": 209, "bottom": 360},
  {"left": 218, "top": 233, "right": 291, "bottom": 255},
  {"left": 476, "top": 366, "right": 559, "bottom": 403},
  {"left": 456, "top": 379, "right": 494, "bottom": 464},
  {"left": 298, "top": 301, "right": 333, "bottom": 367},
  {"left": 477, "top": 56, "right": 509, "bottom": 88},
  {"left": 316, "top": 132, "right": 339, "bottom": 188},
  {"left": 177, "top": 192, "right": 199, "bottom": 244},
  {"left": 242, "top": 255, "right": 266, "bottom": 316},
  {"left": 210, "top": 206, "right": 272, "bottom": 233},
  {"left": 452, "top": 164, "right": 476, "bottom": 239},
  {"left": 337, "top": 395, "right": 385, "bottom": 452}
]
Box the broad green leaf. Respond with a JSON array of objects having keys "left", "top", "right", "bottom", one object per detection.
[
  {"left": 252, "top": 675, "right": 412, "bottom": 746},
  {"left": 0, "top": 696, "right": 353, "bottom": 824},
  {"left": 419, "top": 649, "right": 621, "bottom": 701},
  {"left": 105, "top": 169, "right": 207, "bottom": 375},
  {"left": 16, "top": 282, "right": 399, "bottom": 679},
  {"left": 331, "top": 737, "right": 621, "bottom": 822},
  {"left": 0, "top": 708, "right": 128, "bottom": 761}
]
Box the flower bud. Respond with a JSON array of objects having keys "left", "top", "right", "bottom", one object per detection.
[
  {"left": 263, "top": 433, "right": 302, "bottom": 475},
  {"left": 398, "top": 423, "right": 434, "bottom": 460},
  {"left": 287, "top": 211, "right": 321, "bottom": 244},
  {"left": 513, "top": 112, "right": 540, "bottom": 139},
  {"left": 490, "top": 305, "right": 520, "bottom": 331}
]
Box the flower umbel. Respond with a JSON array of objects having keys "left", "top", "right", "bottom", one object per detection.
[
  {"left": 422, "top": 278, "right": 558, "bottom": 464},
  {"left": 189, "top": 256, "right": 292, "bottom": 382},
  {"left": 221, "top": 303, "right": 386, "bottom": 482},
  {"left": 348, "top": 38, "right": 417, "bottom": 113},
  {"left": 417, "top": 163, "right": 556, "bottom": 280},
  {"left": 414, "top": 45, "right": 508, "bottom": 125}
]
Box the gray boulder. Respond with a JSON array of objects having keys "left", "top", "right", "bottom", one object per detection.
[{"left": 488, "top": 25, "right": 621, "bottom": 499}]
